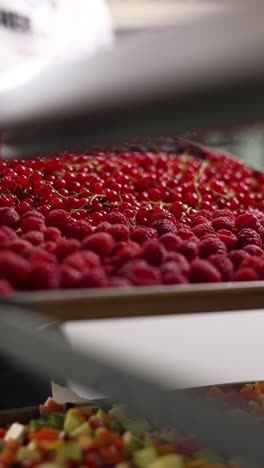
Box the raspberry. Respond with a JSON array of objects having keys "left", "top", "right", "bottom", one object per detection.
[
  {"left": 21, "top": 211, "right": 45, "bottom": 221},
  {"left": 47, "top": 209, "right": 71, "bottom": 231},
  {"left": 212, "top": 209, "right": 235, "bottom": 220},
  {"left": 0, "top": 226, "right": 17, "bottom": 241},
  {"left": 178, "top": 240, "right": 198, "bottom": 261},
  {"left": 162, "top": 253, "right": 190, "bottom": 277},
  {"left": 60, "top": 264, "right": 82, "bottom": 289},
  {"left": 0, "top": 279, "right": 14, "bottom": 296},
  {"left": 234, "top": 268, "right": 258, "bottom": 282},
  {"left": 44, "top": 226, "right": 61, "bottom": 242},
  {"left": 208, "top": 254, "right": 234, "bottom": 281},
  {"left": 162, "top": 271, "right": 188, "bottom": 285},
  {"left": 22, "top": 230, "right": 44, "bottom": 246},
  {"left": 27, "top": 248, "right": 57, "bottom": 265},
  {"left": 29, "top": 262, "right": 60, "bottom": 290},
  {"left": 0, "top": 208, "right": 20, "bottom": 230},
  {"left": 63, "top": 251, "right": 101, "bottom": 272},
  {"left": 94, "top": 222, "right": 112, "bottom": 233},
  {"left": 64, "top": 219, "right": 92, "bottom": 240},
  {"left": 119, "top": 259, "right": 160, "bottom": 286},
  {"left": 82, "top": 232, "right": 115, "bottom": 257},
  {"left": 199, "top": 235, "right": 227, "bottom": 258},
  {"left": 141, "top": 240, "right": 166, "bottom": 266},
  {"left": 106, "top": 224, "right": 130, "bottom": 242},
  {"left": 191, "top": 216, "right": 211, "bottom": 227},
  {"left": 54, "top": 238, "right": 81, "bottom": 261},
  {"left": 237, "top": 228, "right": 262, "bottom": 247},
  {"left": 176, "top": 227, "right": 195, "bottom": 241},
  {"left": 190, "top": 259, "right": 222, "bottom": 283},
  {"left": 194, "top": 209, "right": 212, "bottom": 220},
  {"left": 235, "top": 213, "right": 262, "bottom": 232},
  {"left": 20, "top": 216, "right": 45, "bottom": 233},
  {"left": 217, "top": 230, "right": 237, "bottom": 250},
  {"left": 110, "top": 277, "right": 133, "bottom": 287},
  {"left": 229, "top": 250, "right": 250, "bottom": 269},
  {"left": 105, "top": 211, "right": 129, "bottom": 225},
  {"left": 239, "top": 256, "right": 264, "bottom": 280},
  {"left": 159, "top": 233, "right": 181, "bottom": 251},
  {"left": 151, "top": 211, "right": 176, "bottom": 223},
  {"left": 192, "top": 223, "right": 214, "bottom": 238},
  {"left": 243, "top": 244, "right": 264, "bottom": 257},
  {"left": 111, "top": 242, "right": 141, "bottom": 267},
  {"left": 151, "top": 219, "right": 177, "bottom": 236},
  {"left": 80, "top": 268, "right": 109, "bottom": 288},
  {"left": 131, "top": 227, "right": 158, "bottom": 244},
  {"left": 0, "top": 251, "right": 30, "bottom": 288},
  {"left": 9, "top": 239, "right": 31, "bottom": 254},
  {"left": 212, "top": 217, "right": 234, "bottom": 231},
  {"left": 44, "top": 241, "right": 56, "bottom": 253}
]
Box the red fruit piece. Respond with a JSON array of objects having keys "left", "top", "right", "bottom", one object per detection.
[
  {"left": 178, "top": 240, "right": 198, "bottom": 261},
  {"left": 0, "top": 279, "right": 14, "bottom": 296},
  {"left": 106, "top": 224, "right": 130, "bottom": 242},
  {"left": 60, "top": 264, "right": 82, "bottom": 289},
  {"left": 212, "top": 209, "right": 235, "bottom": 220},
  {"left": 191, "top": 216, "right": 211, "bottom": 228},
  {"left": 0, "top": 208, "right": 20, "bottom": 230},
  {"left": 243, "top": 244, "right": 264, "bottom": 257},
  {"left": 21, "top": 210, "right": 45, "bottom": 221},
  {"left": 47, "top": 209, "right": 71, "bottom": 231},
  {"left": 130, "top": 227, "right": 158, "bottom": 244},
  {"left": 26, "top": 248, "right": 57, "bottom": 265},
  {"left": 199, "top": 235, "right": 227, "bottom": 258},
  {"left": 20, "top": 216, "right": 45, "bottom": 233},
  {"left": 194, "top": 209, "right": 212, "bottom": 220},
  {"left": 212, "top": 217, "right": 234, "bottom": 231},
  {"left": 176, "top": 227, "right": 194, "bottom": 241},
  {"left": 141, "top": 240, "right": 166, "bottom": 266},
  {"left": 0, "top": 226, "right": 18, "bottom": 241},
  {"left": 64, "top": 219, "right": 92, "bottom": 240},
  {"left": 63, "top": 251, "right": 101, "bottom": 272},
  {"left": 235, "top": 213, "right": 262, "bottom": 232},
  {"left": 110, "top": 277, "right": 133, "bottom": 287},
  {"left": 229, "top": 250, "right": 250, "bottom": 269},
  {"left": 111, "top": 242, "right": 141, "bottom": 267},
  {"left": 192, "top": 223, "right": 214, "bottom": 238},
  {"left": 9, "top": 239, "right": 32, "bottom": 254},
  {"left": 44, "top": 227, "right": 61, "bottom": 242},
  {"left": 237, "top": 228, "right": 262, "bottom": 247},
  {"left": 94, "top": 222, "right": 112, "bottom": 233},
  {"left": 119, "top": 259, "right": 160, "bottom": 286},
  {"left": 217, "top": 230, "right": 237, "bottom": 250},
  {"left": 151, "top": 211, "right": 176, "bottom": 223},
  {"left": 105, "top": 211, "right": 129, "bottom": 225},
  {"left": 82, "top": 233, "right": 115, "bottom": 258},
  {"left": 54, "top": 238, "right": 81, "bottom": 261},
  {"left": 239, "top": 256, "right": 264, "bottom": 280},
  {"left": 0, "top": 251, "right": 30, "bottom": 288},
  {"left": 190, "top": 259, "right": 222, "bottom": 283},
  {"left": 164, "top": 252, "right": 190, "bottom": 277},
  {"left": 207, "top": 254, "right": 234, "bottom": 281},
  {"left": 161, "top": 262, "right": 188, "bottom": 285},
  {"left": 234, "top": 268, "right": 258, "bottom": 282},
  {"left": 80, "top": 268, "right": 109, "bottom": 288},
  {"left": 22, "top": 230, "right": 45, "bottom": 246},
  {"left": 159, "top": 233, "right": 181, "bottom": 251},
  {"left": 29, "top": 262, "right": 60, "bottom": 290},
  {"left": 151, "top": 219, "right": 177, "bottom": 236}
]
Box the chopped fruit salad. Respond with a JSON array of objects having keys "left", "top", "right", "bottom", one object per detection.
[
  {"left": 0, "top": 143, "right": 264, "bottom": 294},
  {"left": 0, "top": 383, "right": 264, "bottom": 467}
]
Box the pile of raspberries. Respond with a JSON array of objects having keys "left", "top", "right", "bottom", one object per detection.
[{"left": 0, "top": 143, "right": 263, "bottom": 295}]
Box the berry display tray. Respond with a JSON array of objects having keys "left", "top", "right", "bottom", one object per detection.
[
  {"left": 13, "top": 282, "right": 264, "bottom": 322},
  {"left": 0, "top": 382, "right": 249, "bottom": 425}
]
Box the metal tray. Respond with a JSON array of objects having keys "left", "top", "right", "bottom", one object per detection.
[{"left": 0, "top": 382, "right": 251, "bottom": 426}]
